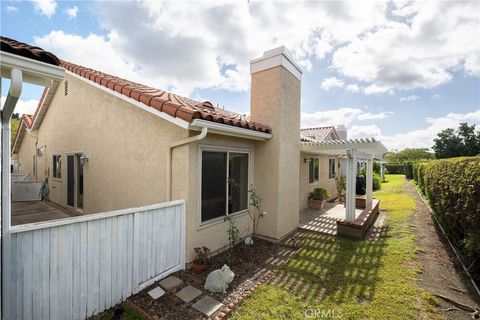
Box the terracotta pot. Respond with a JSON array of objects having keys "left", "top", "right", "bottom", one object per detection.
[
  {"left": 191, "top": 262, "right": 206, "bottom": 274},
  {"left": 308, "top": 199, "right": 326, "bottom": 210}
]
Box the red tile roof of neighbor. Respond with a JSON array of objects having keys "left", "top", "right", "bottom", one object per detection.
[
  {"left": 300, "top": 126, "right": 338, "bottom": 142},
  {"left": 60, "top": 60, "right": 272, "bottom": 134},
  {"left": 0, "top": 36, "right": 60, "bottom": 66}
]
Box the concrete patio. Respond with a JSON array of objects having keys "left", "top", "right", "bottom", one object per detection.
[
  {"left": 299, "top": 202, "right": 363, "bottom": 235},
  {"left": 11, "top": 201, "right": 77, "bottom": 226}
]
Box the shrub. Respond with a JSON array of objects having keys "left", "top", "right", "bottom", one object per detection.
[
  {"left": 403, "top": 161, "right": 414, "bottom": 179},
  {"left": 413, "top": 157, "right": 480, "bottom": 262},
  {"left": 385, "top": 163, "right": 405, "bottom": 174},
  {"left": 309, "top": 187, "right": 329, "bottom": 201},
  {"left": 356, "top": 175, "right": 366, "bottom": 195},
  {"left": 373, "top": 173, "right": 382, "bottom": 191}
]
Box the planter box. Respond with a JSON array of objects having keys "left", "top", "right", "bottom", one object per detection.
[
  {"left": 308, "top": 199, "right": 326, "bottom": 210},
  {"left": 337, "top": 199, "right": 380, "bottom": 239}
]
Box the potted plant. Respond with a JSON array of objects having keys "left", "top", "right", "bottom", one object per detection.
[
  {"left": 192, "top": 246, "right": 210, "bottom": 274},
  {"left": 336, "top": 176, "right": 346, "bottom": 203},
  {"left": 308, "top": 187, "right": 329, "bottom": 210}
]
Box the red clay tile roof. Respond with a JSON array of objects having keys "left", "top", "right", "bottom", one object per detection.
[
  {"left": 60, "top": 60, "right": 271, "bottom": 134},
  {"left": 22, "top": 114, "right": 34, "bottom": 128},
  {"left": 1, "top": 36, "right": 60, "bottom": 66}
]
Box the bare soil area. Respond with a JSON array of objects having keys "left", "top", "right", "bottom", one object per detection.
[
  {"left": 127, "top": 238, "right": 299, "bottom": 319},
  {"left": 406, "top": 181, "right": 480, "bottom": 320}
]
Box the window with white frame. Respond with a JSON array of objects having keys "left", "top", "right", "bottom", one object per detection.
[
  {"left": 308, "top": 158, "right": 319, "bottom": 184},
  {"left": 201, "top": 149, "right": 250, "bottom": 224},
  {"left": 52, "top": 155, "right": 61, "bottom": 179},
  {"left": 329, "top": 158, "right": 336, "bottom": 179}
]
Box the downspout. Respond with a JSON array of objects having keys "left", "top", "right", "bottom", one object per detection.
[
  {"left": 1, "top": 68, "right": 23, "bottom": 320},
  {"left": 167, "top": 127, "right": 208, "bottom": 201}
]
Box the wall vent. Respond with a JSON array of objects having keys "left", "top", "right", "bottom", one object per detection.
[{"left": 64, "top": 80, "right": 69, "bottom": 96}]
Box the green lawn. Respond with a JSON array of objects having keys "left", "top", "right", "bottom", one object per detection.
[{"left": 232, "top": 174, "right": 442, "bottom": 320}]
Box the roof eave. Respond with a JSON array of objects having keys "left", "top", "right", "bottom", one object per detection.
[
  {"left": 190, "top": 119, "right": 272, "bottom": 141},
  {"left": 1, "top": 51, "right": 64, "bottom": 87}
]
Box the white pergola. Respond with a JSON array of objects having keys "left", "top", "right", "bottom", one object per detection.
[{"left": 301, "top": 138, "right": 388, "bottom": 222}]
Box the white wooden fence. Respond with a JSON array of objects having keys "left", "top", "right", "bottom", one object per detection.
[
  {"left": 4, "top": 200, "right": 186, "bottom": 320},
  {"left": 11, "top": 181, "right": 42, "bottom": 201}
]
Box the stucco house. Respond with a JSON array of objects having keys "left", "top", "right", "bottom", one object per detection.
[{"left": 11, "top": 44, "right": 386, "bottom": 261}]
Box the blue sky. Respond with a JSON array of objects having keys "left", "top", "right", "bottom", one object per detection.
[{"left": 1, "top": 0, "right": 479, "bottom": 150}]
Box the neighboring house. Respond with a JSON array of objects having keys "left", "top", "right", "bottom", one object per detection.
[
  {"left": 11, "top": 43, "right": 386, "bottom": 262},
  {"left": 299, "top": 125, "right": 342, "bottom": 210}
]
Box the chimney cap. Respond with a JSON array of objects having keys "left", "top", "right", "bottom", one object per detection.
[{"left": 250, "top": 46, "right": 302, "bottom": 81}]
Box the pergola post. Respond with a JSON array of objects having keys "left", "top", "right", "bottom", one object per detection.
[
  {"left": 380, "top": 162, "right": 385, "bottom": 182},
  {"left": 345, "top": 148, "right": 357, "bottom": 222},
  {"left": 366, "top": 156, "right": 373, "bottom": 209}
]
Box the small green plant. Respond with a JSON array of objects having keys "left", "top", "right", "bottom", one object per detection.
[
  {"left": 193, "top": 246, "right": 210, "bottom": 265},
  {"left": 247, "top": 186, "right": 267, "bottom": 239},
  {"left": 39, "top": 178, "right": 49, "bottom": 202},
  {"left": 336, "top": 177, "right": 346, "bottom": 202},
  {"left": 308, "top": 187, "right": 329, "bottom": 201},
  {"left": 225, "top": 216, "right": 240, "bottom": 264}
]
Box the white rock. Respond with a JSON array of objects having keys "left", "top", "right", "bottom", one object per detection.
[{"left": 204, "top": 264, "right": 235, "bottom": 293}]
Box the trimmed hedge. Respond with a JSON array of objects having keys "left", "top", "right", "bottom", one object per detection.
[
  {"left": 385, "top": 163, "right": 405, "bottom": 174},
  {"left": 414, "top": 157, "right": 480, "bottom": 261}
]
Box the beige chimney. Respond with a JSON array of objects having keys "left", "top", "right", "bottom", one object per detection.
[
  {"left": 249, "top": 47, "right": 302, "bottom": 240},
  {"left": 335, "top": 124, "right": 347, "bottom": 140}
]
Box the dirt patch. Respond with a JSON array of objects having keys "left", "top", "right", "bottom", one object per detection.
[
  {"left": 406, "top": 180, "right": 480, "bottom": 319},
  {"left": 127, "top": 238, "right": 299, "bottom": 319}
]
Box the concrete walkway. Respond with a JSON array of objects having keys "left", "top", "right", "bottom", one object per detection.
[
  {"left": 299, "top": 202, "right": 363, "bottom": 235},
  {"left": 12, "top": 201, "right": 76, "bottom": 226}
]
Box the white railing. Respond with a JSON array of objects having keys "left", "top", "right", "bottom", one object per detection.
[
  {"left": 4, "top": 200, "right": 186, "bottom": 320},
  {"left": 11, "top": 173, "right": 30, "bottom": 182}
]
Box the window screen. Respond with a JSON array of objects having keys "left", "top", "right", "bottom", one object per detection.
[{"left": 228, "top": 153, "right": 249, "bottom": 214}]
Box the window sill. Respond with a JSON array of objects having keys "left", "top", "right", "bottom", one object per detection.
[
  {"left": 197, "top": 210, "right": 249, "bottom": 231},
  {"left": 51, "top": 178, "right": 62, "bottom": 182}
]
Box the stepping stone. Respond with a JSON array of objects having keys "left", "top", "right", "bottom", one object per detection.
[
  {"left": 148, "top": 287, "right": 165, "bottom": 299},
  {"left": 159, "top": 276, "right": 183, "bottom": 291},
  {"left": 192, "top": 296, "right": 223, "bottom": 317},
  {"left": 175, "top": 285, "right": 202, "bottom": 303}
]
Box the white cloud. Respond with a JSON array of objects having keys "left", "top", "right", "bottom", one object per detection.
[
  {"left": 301, "top": 107, "right": 391, "bottom": 128},
  {"left": 32, "top": 0, "right": 57, "bottom": 18},
  {"left": 432, "top": 94, "right": 440, "bottom": 99},
  {"left": 320, "top": 77, "right": 344, "bottom": 90},
  {"left": 363, "top": 84, "right": 390, "bottom": 95},
  {"left": 31, "top": 1, "right": 479, "bottom": 97},
  {"left": 331, "top": 1, "right": 480, "bottom": 92},
  {"left": 399, "top": 95, "right": 419, "bottom": 102},
  {"left": 32, "top": 1, "right": 392, "bottom": 97},
  {"left": 0, "top": 97, "right": 39, "bottom": 115},
  {"left": 65, "top": 6, "right": 78, "bottom": 19},
  {"left": 349, "top": 124, "right": 382, "bottom": 138},
  {"left": 6, "top": 6, "right": 18, "bottom": 13},
  {"left": 357, "top": 112, "right": 392, "bottom": 121},
  {"left": 345, "top": 84, "right": 360, "bottom": 93}
]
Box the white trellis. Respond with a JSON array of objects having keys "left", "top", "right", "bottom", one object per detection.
[{"left": 301, "top": 138, "right": 387, "bottom": 222}]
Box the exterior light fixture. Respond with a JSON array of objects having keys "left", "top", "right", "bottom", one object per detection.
[{"left": 80, "top": 153, "right": 89, "bottom": 166}]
